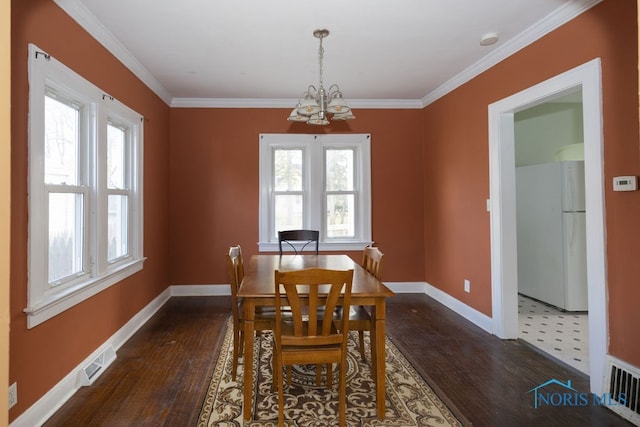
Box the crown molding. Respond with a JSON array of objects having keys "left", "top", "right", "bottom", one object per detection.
[
  {"left": 170, "top": 97, "right": 424, "bottom": 109},
  {"left": 421, "top": 0, "right": 603, "bottom": 107},
  {"left": 53, "top": 0, "right": 173, "bottom": 105},
  {"left": 348, "top": 99, "right": 424, "bottom": 109},
  {"left": 171, "top": 98, "right": 299, "bottom": 109}
]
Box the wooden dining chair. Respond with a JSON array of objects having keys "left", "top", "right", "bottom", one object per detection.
[
  {"left": 273, "top": 268, "right": 354, "bottom": 427},
  {"left": 226, "top": 245, "right": 277, "bottom": 381},
  {"left": 334, "top": 245, "right": 384, "bottom": 362},
  {"left": 362, "top": 245, "right": 384, "bottom": 280},
  {"left": 278, "top": 229, "right": 319, "bottom": 255}
]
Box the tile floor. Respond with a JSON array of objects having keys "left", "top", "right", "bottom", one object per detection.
[{"left": 518, "top": 294, "right": 589, "bottom": 374}]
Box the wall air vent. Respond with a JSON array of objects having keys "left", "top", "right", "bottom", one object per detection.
[
  {"left": 604, "top": 355, "right": 640, "bottom": 425},
  {"left": 77, "top": 345, "right": 116, "bottom": 387}
]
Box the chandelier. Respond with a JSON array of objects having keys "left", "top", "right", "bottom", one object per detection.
[{"left": 287, "top": 29, "right": 355, "bottom": 125}]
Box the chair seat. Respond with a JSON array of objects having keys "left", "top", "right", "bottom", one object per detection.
[
  {"left": 333, "top": 305, "right": 371, "bottom": 327},
  {"left": 237, "top": 303, "right": 291, "bottom": 321}
]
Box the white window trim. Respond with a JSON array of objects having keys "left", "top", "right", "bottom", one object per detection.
[
  {"left": 258, "top": 133, "right": 372, "bottom": 252},
  {"left": 26, "top": 44, "right": 144, "bottom": 328}
]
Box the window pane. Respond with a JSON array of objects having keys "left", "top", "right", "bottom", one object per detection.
[
  {"left": 108, "top": 194, "right": 129, "bottom": 261},
  {"left": 326, "top": 194, "right": 355, "bottom": 238},
  {"left": 274, "top": 149, "right": 302, "bottom": 191},
  {"left": 49, "top": 192, "right": 84, "bottom": 284},
  {"left": 45, "top": 94, "right": 80, "bottom": 185},
  {"left": 275, "top": 194, "right": 303, "bottom": 231},
  {"left": 107, "top": 123, "right": 126, "bottom": 189},
  {"left": 326, "top": 149, "right": 354, "bottom": 191}
]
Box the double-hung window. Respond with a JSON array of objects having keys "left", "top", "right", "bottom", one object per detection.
[
  {"left": 27, "top": 44, "right": 144, "bottom": 328},
  {"left": 259, "top": 133, "right": 371, "bottom": 251}
]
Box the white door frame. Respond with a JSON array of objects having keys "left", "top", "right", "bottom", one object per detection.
[{"left": 487, "top": 58, "right": 607, "bottom": 393}]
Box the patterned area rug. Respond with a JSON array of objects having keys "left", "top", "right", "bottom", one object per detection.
[{"left": 197, "top": 318, "right": 463, "bottom": 426}]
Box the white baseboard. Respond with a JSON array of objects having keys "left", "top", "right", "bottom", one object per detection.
[
  {"left": 423, "top": 282, "right": 494, "bottom": 333},
  {"left": 11, "top": 281, "right": 492, "bottom": 426},
  {"left": 385, "top": 281, "right": 493, "bottom": 334},
  {"left": 10, "top": 288, "right": 171, "bottom": 427},
  {"left": 384, "top": 281, "right": 428, "bottom": 293},
  {"left": 170, "top": 284, "right": 230, "bottom": 296}
]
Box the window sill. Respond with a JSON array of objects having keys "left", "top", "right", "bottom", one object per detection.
[
  {"left": 258, "top": 241, "right": 373, "bottom": 253},
  {"left": 24, "top": 258, "right": 146, "bottom": 328}
]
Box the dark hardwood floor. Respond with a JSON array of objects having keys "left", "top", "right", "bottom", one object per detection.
[{"left": 44, "top": 294, "right": 632, "bottom": 427}]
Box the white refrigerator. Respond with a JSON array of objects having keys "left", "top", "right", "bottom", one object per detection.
[{"left": 516, "top": 160, "right": 588, "bottom": 311}]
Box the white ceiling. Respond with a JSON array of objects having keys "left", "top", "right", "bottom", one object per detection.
[{"left": 53, "top": 0, "right": 601, "bottom": 107}]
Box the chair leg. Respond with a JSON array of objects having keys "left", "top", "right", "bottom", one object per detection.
[
  {"left": 316, "top": 364, "right": 322, "bottom": 386},
  {"left": 370, "top": 322, "right": 377, "bottom": 386},
  {"left": 278, "top": 363, "right": 285, "bottom": 425},
  {"left": 313, "top": 364, "right": 335, "bottom": 388},
  {"left": 271, "top": 360, "right": 277, "bottom": 392},
  {"left": 232, "top": 328, "right": 240, "bottom": 381},
  {"left": 270, "top": 336, "right": 278, "bottom": 392},
  {"left": 273, "top": 342, "right": 285, "bottom": 424},
  {"left": 238, "top": 329, "right": 244, "bottom": 357},
  {"left": 338, "top": 359, "right": 347, "bottom": 427},
  {"left": 358, "top": 330, "right": 366, "bottom": 361}
]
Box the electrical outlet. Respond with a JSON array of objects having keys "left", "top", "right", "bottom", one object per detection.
[
  {"left": 8, "top": 382, "right": 17, "bottom": 409},
  {"left": 464, "top": 279, "right": 471, "bottom": 293}
]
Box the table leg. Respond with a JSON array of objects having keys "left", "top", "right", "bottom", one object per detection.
[
  {"left": 370, "top": 314, "right": 377, "bottom": 386},
  {"left": 243, "top": 300, "right": 255, "bottom": 421},
  {"left": 374, "top": 299, "right": 386, "bottom": 419}
]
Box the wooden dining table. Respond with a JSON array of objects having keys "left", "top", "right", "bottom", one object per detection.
[{"left": 238, "top": 254, "right": 395, "bottom": 421}]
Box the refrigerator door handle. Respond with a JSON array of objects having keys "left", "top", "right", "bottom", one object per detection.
[
  {"left": 567, "top": 213, "right": 576, "bottom": 256},
  {"left": 566, "top": 172, "right": 575, "bottom": 211}
]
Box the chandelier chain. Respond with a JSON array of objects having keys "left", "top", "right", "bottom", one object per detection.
[{"left": 318, "top": 35, "right": 324, "bottom": 89}]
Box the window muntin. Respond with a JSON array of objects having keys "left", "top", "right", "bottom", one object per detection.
[
  {"left": 259, "top": 133, "right": 371, "bottom": 252},
  {"left": 27, "top": 44, "right": 144, "bottom": 328}
]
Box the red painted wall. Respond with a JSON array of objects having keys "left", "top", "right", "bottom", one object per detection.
[
  {"left": 423, "top": 0, "right": 640, "bottom": 366},
  {"left": 168, "top": 108, "right": 426, "bottom": 285},
  {"left": 10, "top": 0, "right": 171, "bottom": 420}
]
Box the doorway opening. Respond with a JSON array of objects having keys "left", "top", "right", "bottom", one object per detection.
[
  {"left": 514, "top": 90, "right": 589, "bottom": 374},
  {"left": 487, "top": 58, "right": 607, "bottom": 394}
]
